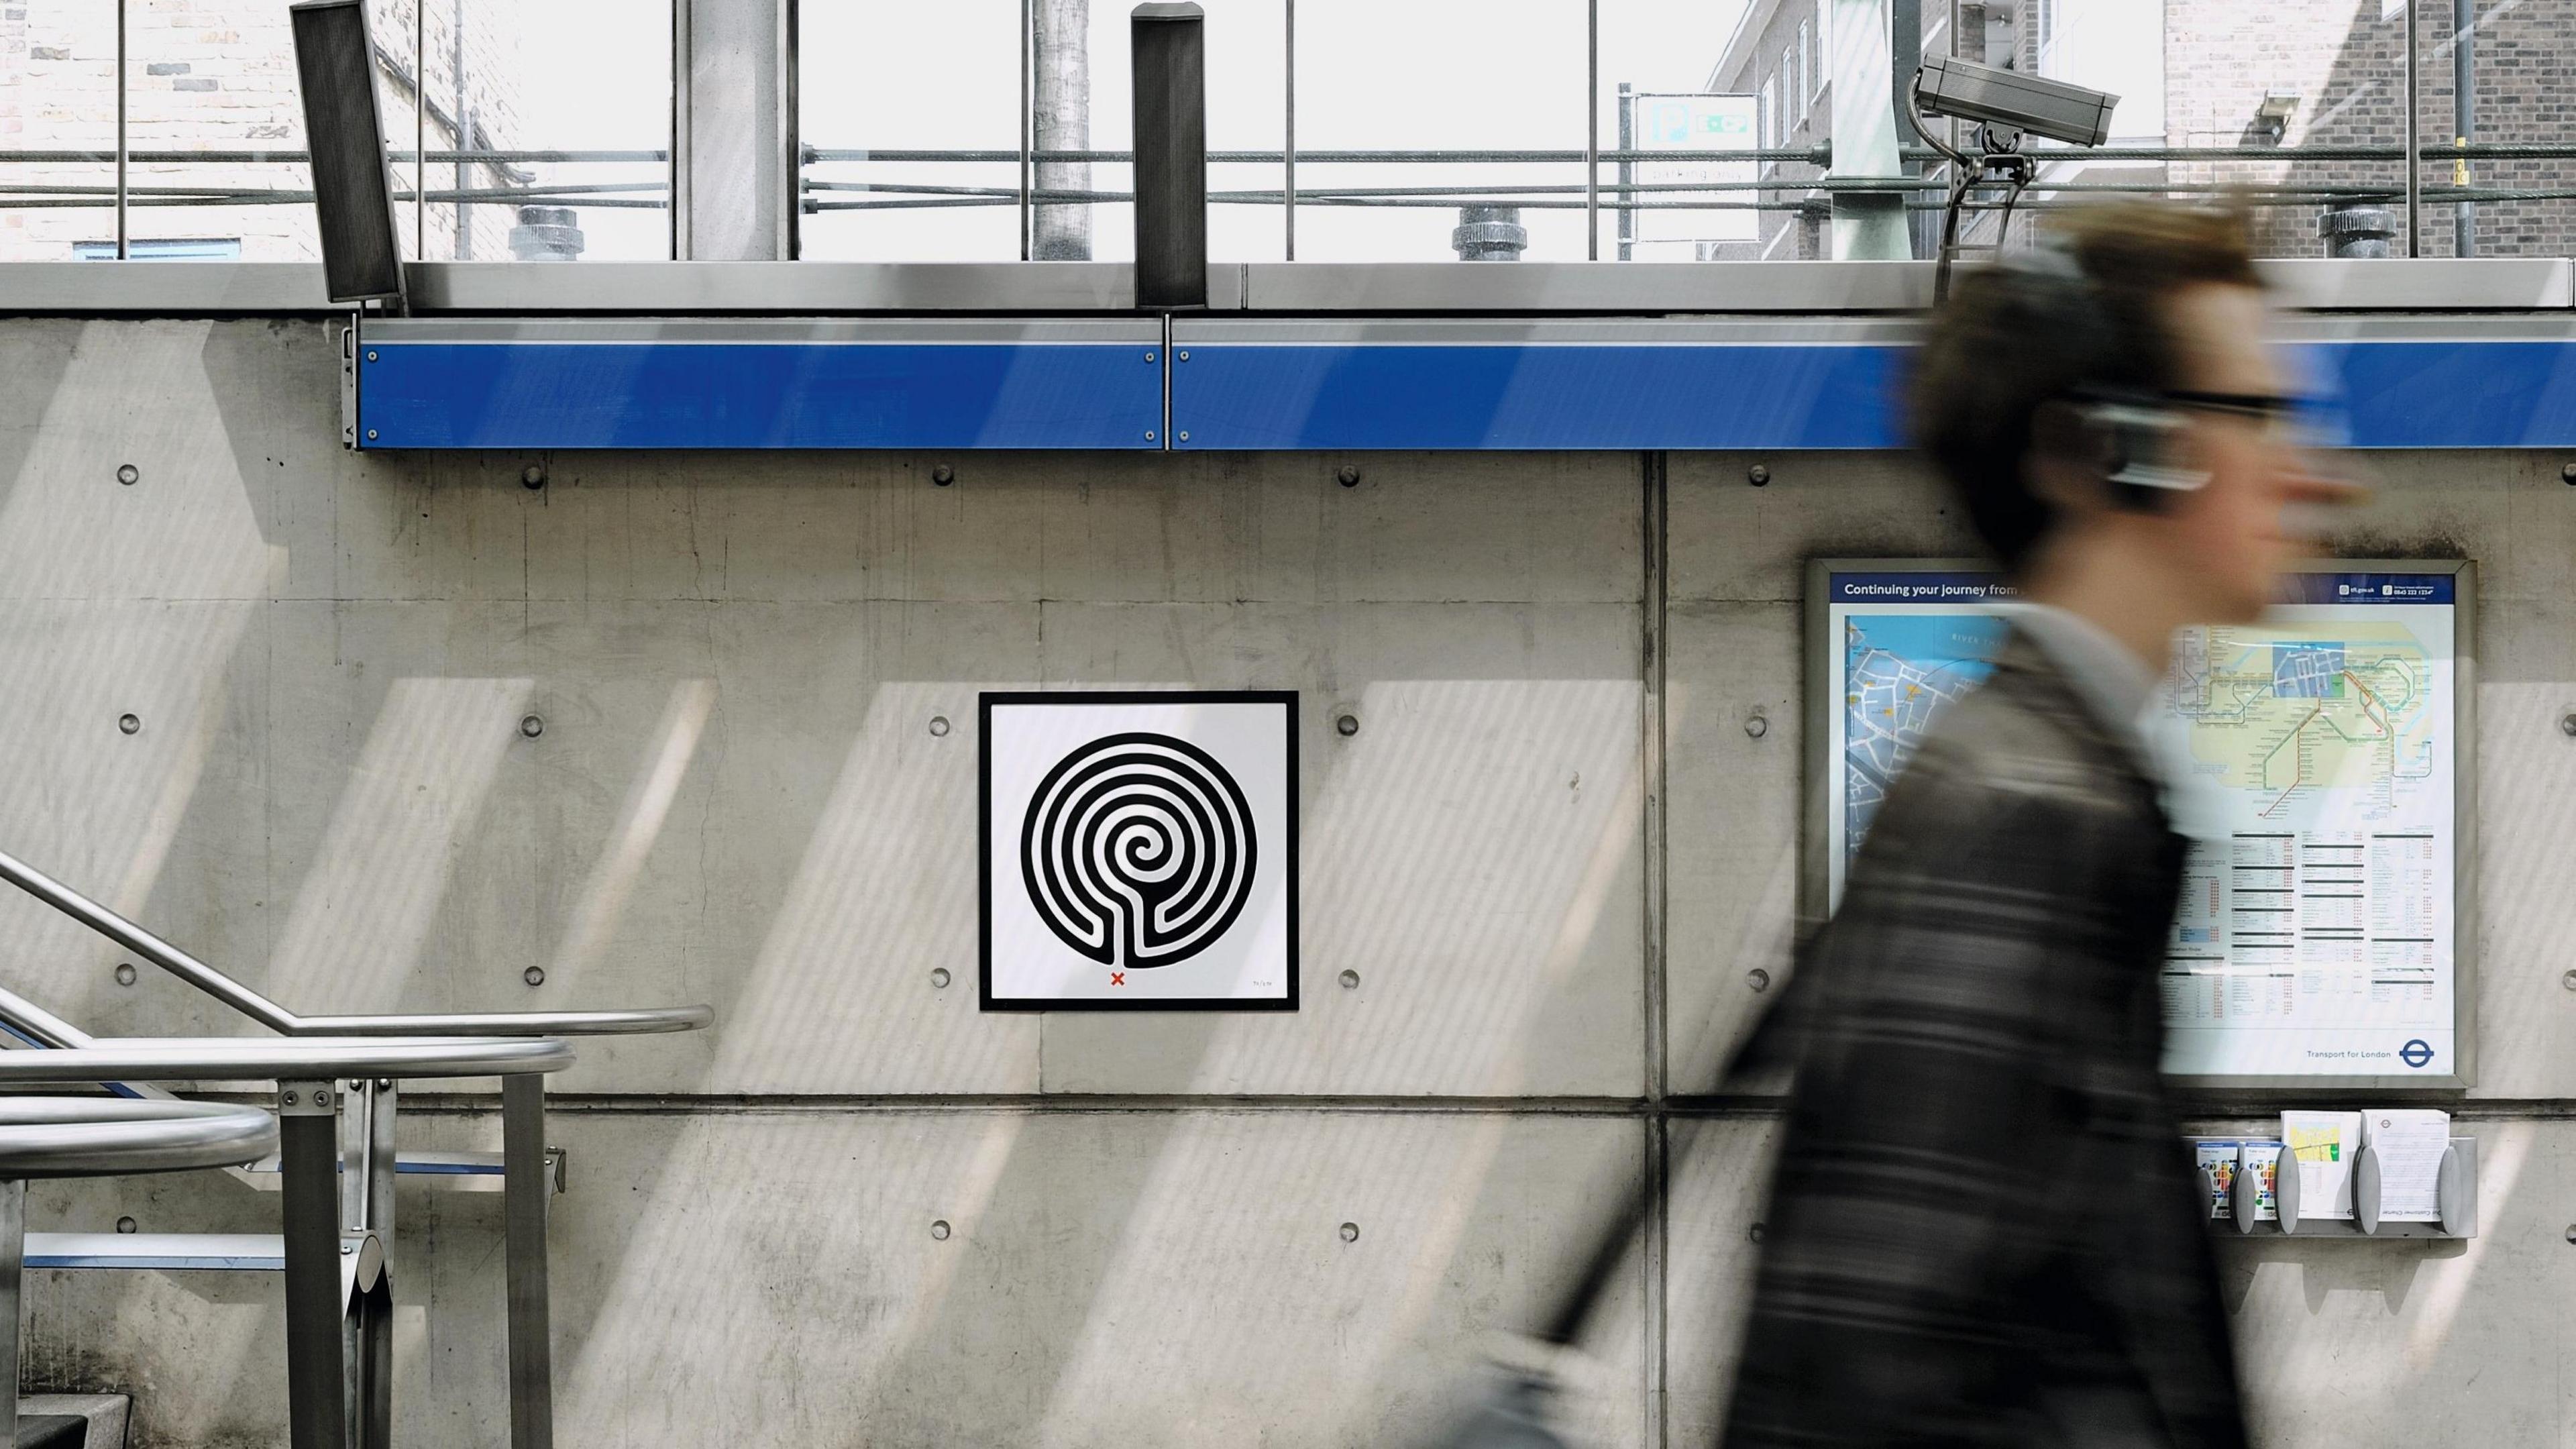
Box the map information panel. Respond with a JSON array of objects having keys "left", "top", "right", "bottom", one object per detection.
[{"left": 1812, "top": 563, "right": 2468, "bottom": 1084}]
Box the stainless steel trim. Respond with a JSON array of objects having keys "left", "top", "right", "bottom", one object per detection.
[
  {"left": 0, "top": 1038, "right": 577, "bottom": 1081},
  {"left": 411, "top": 260, "right": 1152, "bottom": 311},
  {"left": 294, "top": 1008, "right": 711, "bottom": 1036},
  {"left": 362, "top": 316, "right": 1163, "bottom": 343},
  {"left": 1233, "top": 260, "right": 1940, "bottom": 313},
  {"left": 0, "top": 257, "right": 2567, "bottom": 316},
  {"left": 2259, "top": 256, "right": 2573, "bottom": 310},
  {"left": 0, "top": 987, "right": 92, "bottom": 1050},
  {"left": 0, "top": 1099, "right": 276, "bottom": 1179}
]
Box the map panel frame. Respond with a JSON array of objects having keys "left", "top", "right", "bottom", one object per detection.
[{"left": 1802, "top": 557, "right": 2476, "bottom": 1091}]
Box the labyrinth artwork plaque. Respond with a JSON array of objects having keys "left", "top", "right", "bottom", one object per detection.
[{"left": 979, "top": 691, "right": 1299, "bottom": 1010}]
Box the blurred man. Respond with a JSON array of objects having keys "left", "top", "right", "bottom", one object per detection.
[{"left": 1721, "top": 204, "right": 2353, "bottom": 1448}]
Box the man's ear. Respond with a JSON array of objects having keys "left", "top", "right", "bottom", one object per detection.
[{"left": 2024, "top": 400, "right": 2110, "bottom": 519}]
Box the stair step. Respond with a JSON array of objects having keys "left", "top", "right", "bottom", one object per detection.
[{"left": 25, "top": 1233, "right": 282, "bottom": 1271}]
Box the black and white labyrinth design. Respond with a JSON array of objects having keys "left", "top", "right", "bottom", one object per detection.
[{"left": 981, "top": 692, "right": 1297, "bottom": 1009}]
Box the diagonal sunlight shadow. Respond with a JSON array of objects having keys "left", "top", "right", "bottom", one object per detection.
[
  {"left": 0, "top": 319, "right": 278, "bottom": 1428},
  {"left": 267, "top": 677, "right": 534, "bottom": 1012},
  {"left": 1032, "top": 678, "right": 1648, "bottom": 1443},
  {"left": 545, "top": 679, "right": 718, "bottom": 987}
]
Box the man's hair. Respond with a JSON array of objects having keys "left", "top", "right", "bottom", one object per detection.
[{"left": 1908, "top": 202, "right": 2262, "bottom": 572}]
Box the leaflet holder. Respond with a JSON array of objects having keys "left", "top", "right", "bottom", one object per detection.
[{"left": 2204, "top": 1135, "right": 2477, "bottom": 1239}]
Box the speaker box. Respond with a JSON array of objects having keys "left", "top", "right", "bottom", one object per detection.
[{"left": 290, "top": 0, "right": 407, "bottom": 304}]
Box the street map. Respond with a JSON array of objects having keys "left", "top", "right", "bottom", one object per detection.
[{"left": 1819, "top": 567, "right": 2461, "bottom": 1080}]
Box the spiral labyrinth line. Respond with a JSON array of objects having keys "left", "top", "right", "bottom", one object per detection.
[{"left": 1021, "top": 731, "right": 1258, "bottom": 969}]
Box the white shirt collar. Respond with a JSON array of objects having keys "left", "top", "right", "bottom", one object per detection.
[{"left": 2000, "top": 601, "right": 2161, "bottom": 772}]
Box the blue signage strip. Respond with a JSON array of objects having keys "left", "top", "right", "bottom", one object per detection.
[
  {"left": 1169, "top": 337, "right": 2576, "bottom": 452},
  {"left": 358, "top": 341, "right": 1165, "bottom": 450},
  {"left": 2280, "top": 572, "right": 2456, "bottom": 604},
  {"left": 1171, "top": 343, "right": 1906, "bottom": 451},
  {"left": 351, "top": 326, "right": 2576, "bottom": 452},
  {"left": 2317, "top": 341, "right": 2576, "bottom": 449}
]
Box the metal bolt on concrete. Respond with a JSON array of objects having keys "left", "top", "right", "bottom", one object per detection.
[
  {"left": 521, "top": 714, "right": 545, "bottom": 739},
  {"left": 113, "top": 963, "right": 136, "bottom": 987},
  {"left": 1340, "top": 1223, "right": 1360, "bottom": 1243},
  {"left": 1748, "top": 464, "right": 1771, "bottom": 486},
  {"left": 932, "top": 465, "right": 955, "bottom": 486},
  {"left": 1747, "top": 969, "right": 1771, "bottom": 994},
  {"left": 930, "top": 969, "right": 951, "bottom": 989},
  {"left": 115, "top": 1218, "right": 136, "bottom": 1234},
  {"left": 1339, "top": 970, "right": 1360, "bottom": 989},
  {"left": 929, "top": 716, "right": 951, "bottom": 737},
  {"left": 1336, "top": 464, "right": 1362, "bottom": 487},
  {"left": 930, "top": 1220, "right": 951, "bottom": 1241},
  {"left": 1336, "top": 714, "right": 1360, "bottom": 737},
  {"left": 116, "top": 714, "right": 140, "bottom": 735},
  {"left": 115, "top": 463, "right": 138, "bottom": 486},
  {"left": 522, "top": 464, "right": 547, "bottom": 490},
  {"left": 524, "top": 967, "right": 546, "bottom": 987}
]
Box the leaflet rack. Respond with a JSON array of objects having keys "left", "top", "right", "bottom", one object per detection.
[{"left": 2197, "top": 1136, "right": 2478, "bottom": 1239}]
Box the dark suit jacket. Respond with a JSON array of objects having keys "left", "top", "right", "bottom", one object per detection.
[{"left": 1721, "top": 631, "right": 2247, "bottom": 1448}]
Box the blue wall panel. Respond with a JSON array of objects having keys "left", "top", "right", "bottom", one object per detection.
[
  {"left": 1170, "top": 343, "right": 1905, "bottom": 451},
  {"left": 2321, "top": 341, "right": 2576, "bottom": 448},
  {"left": 359, "top": 341, "right": 1165, "bottom": 449}
]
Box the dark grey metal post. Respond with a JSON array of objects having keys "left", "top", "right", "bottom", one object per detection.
[
  {"left": 1616, "top": 83, "right": 1633, "bottom": 262},
  {"left": 2403, "top": 0, "right": 2420, "bottom": 256},
  {"left": 279, "top": 1081, "right": 349, "bottom": 1449},
  {"left": 1131, "top": 2, "right": 1207, "bottom": 309},
  {"left": 1890, "top": 0, "right": 1926, "bottom": 258},
  {"left": 503, "top": 1074, "right": 555, "bottom": 1449},
  {"left": 1283, "top": 0, "right": 1295, "bottom": 259},
  {"left": 0, "top": 1178, "right": 21, "bottom": 1445},
  {"left": 2453, "top": 0, "right": 2474, "bottom": 256},
  {"left": 341, "top": 1080, "right": 397, "bottom": 1449}
]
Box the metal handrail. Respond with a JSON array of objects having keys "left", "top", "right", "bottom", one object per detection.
[
  {"left": 0, "top": 847, "right": 710, "bottom": 1038},
  {"left": 0, "top": 1098, "right": 276, "bottom": 1178},
  {"left": 0, "top": 1036, "right": 574, "bottom": 1083}
]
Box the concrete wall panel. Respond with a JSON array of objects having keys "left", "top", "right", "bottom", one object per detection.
[
  {"left": 27, "top": 1110, "right": 1645, "bottom": 1449},
  {"left": 5, "top": 318, "right": 2573, "bottom": 1448}
]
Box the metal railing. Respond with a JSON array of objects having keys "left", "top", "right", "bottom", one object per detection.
[
  {"left": 0, "top": 846, "right": 708, "bottom": 1037},
  {"left": 0, "top": 1097, "right": 278, "bottom": 1444},
  {"left": 7, "top": 143, "right": 2574, "bottom": 221}
]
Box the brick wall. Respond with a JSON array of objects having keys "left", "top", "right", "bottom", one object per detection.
[
  {"left": 2167, "top": 0, "right": 2575, "bottom": 258},
  {"left": 1695, "top": 0, "right": 2574, "bottom": 262},
  {"left": 0, "top": 0, "right": 535, "bottom": 263}
]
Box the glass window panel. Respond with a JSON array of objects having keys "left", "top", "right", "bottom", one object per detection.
[
  {"left": 800, "top": 0, "right": 1023, "bottom": 262},
  {"left": 421, "top": 0, "right": 670, "bottom": 262},
  {"left": 126, "top": 0, "right": 317, "bottom": 261},
  {"left": 2418, "top": 2, "right": 2569, "bottom": 260},
  {"left": 1293, "top": 0, "right": 1587, "bottom": 262},
  {"left": 1, "top": 1, "right": 120, "bottom": 260},
  {"left": 1599, "top": 0, "right": 1766, "bottom": 261},
  {"left": 1049, "top": 0, "right": 1285, "bottom": 264},
  {"left": 2161, "top": 1, "right": 2402, "bottom": 259},
  {"left": 369, "top": 0, "right": 426, "bottom": 262}
]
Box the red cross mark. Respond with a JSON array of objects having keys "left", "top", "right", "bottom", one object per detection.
[{"left": 1110, "top": 972, "right": 1126, "bottom": 986}]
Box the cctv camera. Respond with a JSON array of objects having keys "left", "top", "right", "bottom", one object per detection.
[{"left": 1913, "top": 53, "right": 2118, "bottom": 149}]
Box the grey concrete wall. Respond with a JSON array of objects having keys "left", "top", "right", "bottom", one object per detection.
[{"left": 0, "top": 317, "right": 2567, "bottom": 1446}]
